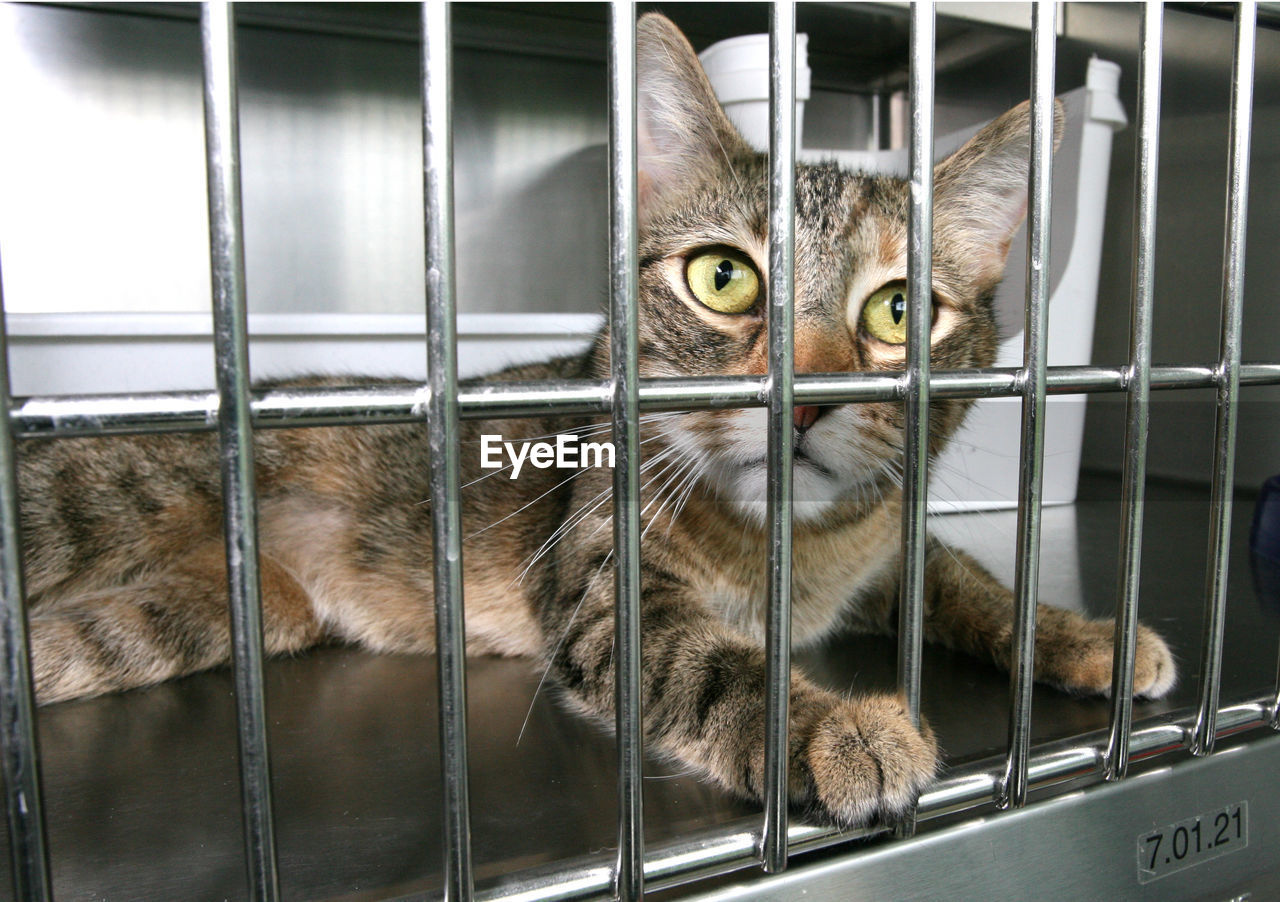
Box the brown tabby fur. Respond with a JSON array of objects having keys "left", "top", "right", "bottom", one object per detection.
[{"left": 17, "top": 15, "right": 1174, "bottom": 827}]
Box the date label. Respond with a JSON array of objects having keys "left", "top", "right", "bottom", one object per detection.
[{"left": 1138, "top": 801, "right": 1247, "bottom": 883}]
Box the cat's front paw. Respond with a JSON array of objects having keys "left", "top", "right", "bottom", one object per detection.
[
  {"left": 1132, "top": 624, "right": 1177, "bottom": 698},
  {"left": 804, "top": 694, "right": 938, "bottom": 827},
  {"left": 1037, "top": 616, "right": 1176, "bottom": 700}
]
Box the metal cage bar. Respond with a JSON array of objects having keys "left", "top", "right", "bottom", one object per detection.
[
  {"left": 6, "top": 363, "right": 1280, "bottom": 440},
  {"left": 199, "top": 4, "right": 280, "bottom": 897},
  {"left": 761, "top": 0, "right": 797, "bottom": 874},
  {"left": 422, "top": 3, "right": 476, "bottom": 899},
  {"left": 1275, "top": 631, "right": 1280, "bottom": 730},
  {"left": 473, "top": 691, "right": 1279, "bottom": 902},
  {"left": 1, "top": 4, "right": 1279, "bottom": 900},
  {"left": 897, "top": 0, "right": 934, "bottom": 747},
  {"left": 0, "top": 263, "right": 52, "bottom": 899},
  {"left": 607, "top": 3, "right": 644, "bottom": 899},
  {"left": 1104, "top": 1, "right": 1163, "bottom": 783},
  {"left": 1000, "top": 0, "right": 1056, "bottom": 812},
  {"left": 1193, "top": 0, "right": 1256, "bottom": 758}
]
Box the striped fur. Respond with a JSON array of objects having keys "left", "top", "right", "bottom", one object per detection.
[{"left": 17, "top": 15, "right": 1173, "bottom": 827}]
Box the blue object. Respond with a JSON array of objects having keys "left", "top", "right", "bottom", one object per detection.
[
  {"left": 1252, "top": 475, "right": 1280, "bottom": 616},
  {"left": 1252, "top": 474, "right": 1280, "bottom": 565}
]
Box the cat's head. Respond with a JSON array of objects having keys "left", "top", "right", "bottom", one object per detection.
[{"left": 602, "top": 13, "right": 1061, "bottom": 522}]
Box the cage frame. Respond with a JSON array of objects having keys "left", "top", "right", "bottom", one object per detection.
[{"left": 0, "top": 1, "right": 1277, "bottom": 900}]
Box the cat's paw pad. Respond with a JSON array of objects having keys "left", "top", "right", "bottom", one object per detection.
[{"left": 805, "top": 695, "right": 938, "bottom": 827}]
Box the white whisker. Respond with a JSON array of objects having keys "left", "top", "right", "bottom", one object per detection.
[
  {"left": 516, "top": 549, "right": 613, "bottom": 747},
  {"left": 510, "top": 441, "right": 680, "bottom": 586}
]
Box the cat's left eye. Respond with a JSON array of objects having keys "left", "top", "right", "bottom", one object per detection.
[
  {"left": 860, "top": 282, "right": 929, "bottom": 345},
  {"left": 685, "top": 248, "right": 761, "bottom": 314}
]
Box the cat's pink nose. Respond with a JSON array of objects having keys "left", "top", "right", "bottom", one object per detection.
[{"left": 794, "top": 405, "right": 821, "bottom": 433}]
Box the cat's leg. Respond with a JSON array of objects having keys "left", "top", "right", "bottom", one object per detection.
[
  {"left": 30, "top": 543, "right": 324, "bottom": 704},
  {"left": 537, "top": 553, "right": 937, "bottom": 827},
  {"left": 914, "top": 540, "right": 1176, "bottom": 698}
]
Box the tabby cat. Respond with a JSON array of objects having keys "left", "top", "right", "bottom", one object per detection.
[{"left": 20, "top": 14, "right": 1174, "bottom": 827}]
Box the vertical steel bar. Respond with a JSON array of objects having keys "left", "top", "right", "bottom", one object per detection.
[
  {"left": 422, "top": 3, "right": 475, "bottom": 899},
  {"left": 762, "top": 0, "right": 797, "bottom": 875},
  {"left": 1000, "top": 0, "right": 1056, "bottom": 811},
  {"left": 199, "top": 3, "right": 279, "bottom": 897},
  {"left": 607, "top": 3, "right": 643, "bottom": 899},
  {"left": 0, "top": 252, "right": 52, "bottom": 900},
  {"left": 896, "top": 0, "right": 934, "bottom": 838},
  {"left": 1193, "top": 0, "right": 1256, "bottom": 758},
  {"left": 1104, "top": 1, "right": 1163, "bottom": 782},
  {"left": 1275, "top": 655, "right": 1280, "bottom": 730}
]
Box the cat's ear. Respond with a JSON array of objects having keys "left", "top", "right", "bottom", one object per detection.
[
  {"left": 933, "top": 99, "right": 1066, "bottom": 287},
  {"left": 636, "top": 14, "right": 751, "bottom": 217}
]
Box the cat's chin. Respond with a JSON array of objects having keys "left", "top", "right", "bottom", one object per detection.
[
  {"left": 728, "top": 500, "right": 840, "bottom": 526},
  {"left": 718, "top": 460, "right": 850, "bottom": 525}
]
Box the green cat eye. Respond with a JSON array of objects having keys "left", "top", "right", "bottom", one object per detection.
[
  {"left": 686, "top": 248, "right": 761, "bottom": 314},
  {"left": 860, "top": 282, "right": 921, "bottom": 345}
]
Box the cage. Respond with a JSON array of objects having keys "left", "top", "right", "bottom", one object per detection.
[{"left": 0, "top": 2, "right": 1279, "bottom": 901}]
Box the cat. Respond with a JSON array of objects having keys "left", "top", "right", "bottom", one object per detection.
[{"left": 17, "top": 13, "right": 1174, "bottom": 828}]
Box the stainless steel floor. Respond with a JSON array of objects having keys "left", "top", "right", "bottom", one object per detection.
[{"left": 3, "top": 472, "right": 1277, "bottom": 900}]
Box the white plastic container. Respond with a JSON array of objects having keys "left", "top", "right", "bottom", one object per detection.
[
  {"left": 799, "top": 58, "right": 1128, "bottom": 510},
  {"left": 697, "top": 33, "right": 811, "bottom": 151},
  {"left": 943, "top": 58, "right": 1126, "bottom": 510}
]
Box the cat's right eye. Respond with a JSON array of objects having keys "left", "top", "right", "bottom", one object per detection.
[{"left": 685, "top": 248, "right": 761, "bottom": 314}]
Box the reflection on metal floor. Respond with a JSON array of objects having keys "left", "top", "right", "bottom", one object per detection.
[{"left": 6, "top": 473, "right": 1278, "bottom": 899}]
